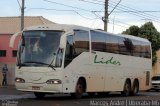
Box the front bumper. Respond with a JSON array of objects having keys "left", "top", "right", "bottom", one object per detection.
[
  {"left": 15, "top": 82, "right": 63, "bottom": 93},
  {"left": 151, "top": 84, "right": 160, "bottom": 90}
]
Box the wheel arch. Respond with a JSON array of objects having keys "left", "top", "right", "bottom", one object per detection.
[{"left": 77, "top": 77, "right": 87, "bottom": 92}]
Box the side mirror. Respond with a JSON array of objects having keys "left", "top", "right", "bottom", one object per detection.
[{"left": 9, "top": 31, "right": 22, "bottom": 48}]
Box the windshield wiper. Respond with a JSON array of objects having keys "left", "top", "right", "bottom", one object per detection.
[
  {"left": 48, "top": 53, "right": 57, "bottom": 70},
  {"left": 24, "top": 61, "right": 56, "bottom": 70},
  {"left": 17, "top": 63, "right": 28, "bottom": 69}
]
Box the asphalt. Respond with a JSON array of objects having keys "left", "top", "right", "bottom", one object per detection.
[{"left": 0, "top": 86, "right": 34, "bottom": 101}]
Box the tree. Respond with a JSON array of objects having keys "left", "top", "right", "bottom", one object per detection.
[
  {"left": 122, "top": 22, "right": 160, "bottom": 65},
  {"left": 138, "top": 22, "right": 160, "bottom": 65},
  {"left": 122, "top": 25, "right": 139, "bottom": 36}
]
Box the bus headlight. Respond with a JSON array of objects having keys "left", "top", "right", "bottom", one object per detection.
[
  {"left": 46, "top": 79, "right": 62, "bottom": 84},
  {"left": 15, "top": 78, "right": 25, "bottom": 83}
]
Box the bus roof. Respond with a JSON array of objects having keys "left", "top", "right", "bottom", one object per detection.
[{"left": 24, "top": 24, "right": 150, "bottom": 44}]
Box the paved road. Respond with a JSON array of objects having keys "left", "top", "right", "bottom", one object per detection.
[{"left": 0, "top": 87, "right": 160, "bottom": 106}]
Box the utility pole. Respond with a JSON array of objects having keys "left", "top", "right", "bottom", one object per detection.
[
  {"left": 21, "top": 0, "right": 25, "bottom": 31},
  {"left": 104, "top": 0, "right": 109, "bottom": 32}
]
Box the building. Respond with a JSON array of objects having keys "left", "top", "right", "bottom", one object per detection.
[
  {"left": 153, "top": 50, "right": 160, "bottom": 76},
  {"left": 0, "top": 16, "right": 55, "bottom": 85}
]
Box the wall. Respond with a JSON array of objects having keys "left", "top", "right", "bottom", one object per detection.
[
  {"left": 153, "top": 50, "right": 160, "bottom": 76},
  {"left": 0, "top": 34, "right": 20, "bottom": 86},
  {"left": 0, "top": 34, "right": 20, "bottom": 63}
]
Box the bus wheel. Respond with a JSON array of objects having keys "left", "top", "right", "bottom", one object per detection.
[
  {"left": 121, "top": 80, "right": 131, "bottom": 96},
  {"left": 34, "top": 92, "right": 45, "bottom": 99},
  {"left": 131, "top": 80, "right": 139, "bottom": 95},
  {"left": 71, "top": 79, "right": 85, "bottom": 99}
]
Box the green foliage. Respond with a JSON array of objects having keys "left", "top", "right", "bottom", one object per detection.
[
  {"left": 122, "top": 22, "right": 160, "bottom": 65},
  {"left": 122, "top": 25, "right": 139, "bottom": 36}
]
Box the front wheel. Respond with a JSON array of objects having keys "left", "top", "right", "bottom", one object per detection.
[{"left": 71, "top": 79, "right": 85, "bottom": 99}]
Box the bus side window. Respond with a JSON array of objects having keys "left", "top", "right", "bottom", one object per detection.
[
  {"left": 73, "top": 30, "right": 89, "bottom": 57},
  {"left": 132, "top": 40, "right": 141, "bottom": 57},
  {"left": 91, "top": 30, "right": 106, "bottom": 52},
  {"left": 122, "top": 38, "right": 134, "bottom": 55},
  {"left": 64, "top": 35, "right": 74, "bottom": 67}
]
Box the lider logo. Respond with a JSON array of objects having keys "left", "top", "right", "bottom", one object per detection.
[{"left": 94, "top": 55, "right": 121, "bottom": 66}]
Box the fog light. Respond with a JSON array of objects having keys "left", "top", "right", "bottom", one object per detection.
[
  {"left": 15, "top": 78, "right": 25, "bottom": 83},
  {"left": 46, "top": 79, "right": 61, "bottom": 84}
]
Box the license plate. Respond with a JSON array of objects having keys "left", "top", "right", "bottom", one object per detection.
[{"left": 32, "top": 86, "right": 40, "bottom": 90}]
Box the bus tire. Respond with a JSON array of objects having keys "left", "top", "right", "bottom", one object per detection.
[
  {"left": 121, "top": 79, "right": 131, "bottom": 96},
  {"left": 71, "top": 79, "right": 85, "bottom": 99},
  {"left": 131, "top": 80, "right": 139, "bottom": 96},
  {"left": 34, "top": 92, "right": 45, "bottom": 99}
]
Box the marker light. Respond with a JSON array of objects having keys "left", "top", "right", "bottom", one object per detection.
[
  {"left": 46, "top": 79, "right": 61, "bottom": 84},
  {"left": 15, "top": 77, "right": 25, "bottom": 83}
]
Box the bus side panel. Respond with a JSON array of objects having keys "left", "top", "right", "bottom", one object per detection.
[
  {"left": 93, "top": 52, "right": 152, "bottom": 92},
  {"left": 62, "top": 52, "right": 105, "bottom": 93}
]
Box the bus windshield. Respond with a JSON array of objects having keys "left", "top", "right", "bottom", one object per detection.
[{"left": 18, "top": 30, "right": 63, "bottom": 68}]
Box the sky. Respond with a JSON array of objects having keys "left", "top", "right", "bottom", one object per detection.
[{"left": 1, "top": 0, "right": 160, "bottom": 34}]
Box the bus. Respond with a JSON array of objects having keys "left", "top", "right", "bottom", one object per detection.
[{"left": 10, "top": 24, "right": 152, "bottom": 98}]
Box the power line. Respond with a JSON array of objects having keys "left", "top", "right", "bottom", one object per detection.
[
  {"left": 89, "top": 0, "right": 160, "bottom": 23},
  {"left": 26, "top": 7, "right": 99, "bottom": 20},
  {"left": 110, "top": 10, "right": 160, "bottom": 13},
  {"left": 108, "top": 0, "right": 122, "bottom": 16},
  {"left": 78, "top": 0, "right": 103, "bottom": 5},
  {"left": 42, "top": 0, "right": 160, "bottom": 29},
  {"left": 42, "top": 0, "right": 132, "bottom": 29},
  {"left": 109, "top": 2, "right": 160, "bottom": 23},
  {"left": 43, "top": 0, "right": 91, "bottom": 12},
  {"left": 92, "top": 11, "right": 131, "bottom": 27},
  {"left": 16, "top": 0, "right": 21, "bottom": 8},
  {"left": 109, "top": 1, "right": 160, "bottom": 23}
]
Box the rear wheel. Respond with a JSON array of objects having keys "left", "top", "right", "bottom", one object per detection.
[
  {"left": 34, "top": 92, "right": 45, "bottom": 99},
  {"left": 71, "top": 79, "right": 85, "bottom": 99},
  {"left": 131, "top": 80, "right": 139, "bottom": 95},
  {"left": 121, "top": 80, "right": 131, "bottom": 96}
]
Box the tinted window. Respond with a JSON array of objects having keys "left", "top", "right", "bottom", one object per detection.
[
  {"left": 132, "top": 40, "right": 151, "bottom": 58},
  {"left": 141, "top": 42, "right": 151, "bottom": 58},
  {"left": 73, "top": 30, "right": 89, "bottom": 56},
  {"left": 132, "top": 40, "right": 141, "bottom": 57},
  {"left": 91, "top": 30, "right": 106, "bottom": 52},
  {"left": 0, "top": 50, "right": 6, "bottom": 57},
  {"left": 12, "top": 50, "right": 17, "bottom": 57},
  {"left": 107, "top": 35, "right": 119, "bottom": 53},
  {"left": 119, "top": 37, "right": 127, "bottom": 55},
  {"left": 120, "top": 38, "right": 134, "bottom": 55},
  {"left": 152, "top": 76, "right": 160, "bottom": 80},
  {"left": 91, "top": 30, "right": 151, "bottom": 58},
  {"left": 65, "top": 35, "right": 74, "bottom": 67}
]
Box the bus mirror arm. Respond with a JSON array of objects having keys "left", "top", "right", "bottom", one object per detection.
[
  {"left": 59, "top": 37, "right": 66, "bottom": 49},
  {"left": 60, "top": 31, "right": 74, "bottom": 49},
  {"left": 9, "top": 31, "right": 22, "bottom": 48}
]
